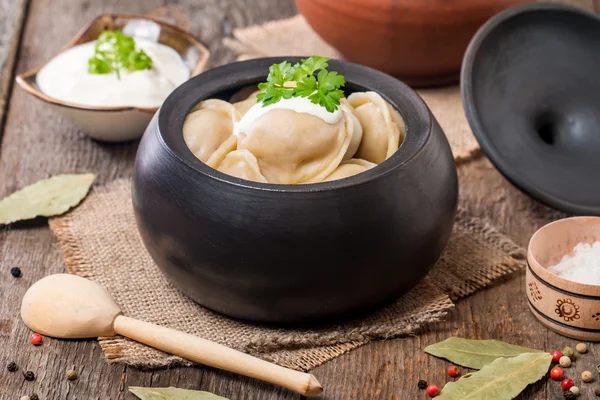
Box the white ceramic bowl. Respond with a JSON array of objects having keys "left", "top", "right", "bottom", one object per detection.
[{"left": 15, "top": 14, "right": 209, "bottom": 142}]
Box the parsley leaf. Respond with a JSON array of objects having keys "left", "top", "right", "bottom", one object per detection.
[
  {"left": 268, "top": 61, "right": 295, "bottom": 84},
  {"left": 256, "top": 61, "right": 296, "bottom": 106},
  {"left": 87, "top": 31, "right": 153, "bottom": 80},
  {"left": 257, "top": 56, "right": 346, "bottom": 112},
  {"left": 291, "top": 56, "right": 329, "bottom": 81},
  {"left": 294, "top": 75, "right": 317, "bottom": 98}
]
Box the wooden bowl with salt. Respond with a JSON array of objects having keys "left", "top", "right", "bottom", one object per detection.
[{"left": 527, "top": 217, "right": 600, "bottom": 341}]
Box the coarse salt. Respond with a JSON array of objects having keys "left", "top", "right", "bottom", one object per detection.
[{"left": 547, "top": 241, "right": 600, "bottom": 284}]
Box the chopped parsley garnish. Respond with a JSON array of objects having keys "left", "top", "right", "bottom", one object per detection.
[
  {"left": 257, "top": 56, "right": 345, "bottom": 112},
  {"left": 88, "top": 31, "right": 153, "bottom": 80}
]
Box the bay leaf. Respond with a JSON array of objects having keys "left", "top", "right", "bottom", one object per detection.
[
  {"left": 437, "top": 352, "right": 552, "bottom": 400},
  {"left": 0, "top": 174, "right": 95, "bottom": 225},
  {"left": 424, "top": 337, "right": 544, "bottom": 369},
  {"left": 129, "top": 387, "right": 229, "bottom": 400}
]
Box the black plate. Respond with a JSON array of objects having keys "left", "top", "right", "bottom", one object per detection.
[{"left": 461, "top": 3, "right": 600, "bottom": 215}]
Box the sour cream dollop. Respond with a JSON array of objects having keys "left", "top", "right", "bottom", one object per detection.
[
  {"left": 235, "top": 96, "right": 342, "bottom": 137},
  {"left": 36, "top": 39, "right": 189, "bottom": 108}
]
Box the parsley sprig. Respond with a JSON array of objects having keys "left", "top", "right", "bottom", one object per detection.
[
  {"left": 88, "top": 31, "right": 153, "bottom": 80},
  {"left": 257, "top": 56, "right": 345, "bottom": 112}
]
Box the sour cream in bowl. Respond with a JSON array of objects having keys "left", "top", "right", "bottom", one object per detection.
[
  {"left": 36, "top": 37, "right": 189, "bottom": 109},
  {"left": 16, "top": 14, "right": 209, "bottom": 142}
]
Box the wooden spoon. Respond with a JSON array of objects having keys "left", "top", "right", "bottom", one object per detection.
[{"left": 21, "top": 274, "right": 323, "bottom": 396}]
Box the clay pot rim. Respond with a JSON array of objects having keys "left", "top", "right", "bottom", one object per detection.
[
  {"left": 155, "top": 56, "right": 434, "bottom": 193},
  {"left": 527, "top": 216, "right": 600, "bottom": 297},
  {"left": 461, "top": 3, "right": 600, "bottom": 215}
]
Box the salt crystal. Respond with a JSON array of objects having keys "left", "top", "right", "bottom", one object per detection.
[{"left": 547, "top": 241, "right": 600, "bottom": 284}]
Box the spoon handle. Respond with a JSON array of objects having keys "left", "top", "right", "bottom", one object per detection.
[{"left": 113, "top": 315, "right": 323, "bottom": 396}]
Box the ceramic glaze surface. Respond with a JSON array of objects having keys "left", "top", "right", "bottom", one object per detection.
[
  {"left": 15, "top": 14, "right": 209, "bottom": 142},
  {"left": 296, "top": 0, "right": 529, "bottom": 86},
  {"left": 462, "top": 4, "right": 600, "bottom": 215},
  {"left": 132, "top": 58, "right": 458, "bottom": 323}
]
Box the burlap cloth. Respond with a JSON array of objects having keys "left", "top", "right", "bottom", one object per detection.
[
  {"left": 48, "top": 178, "right": 525, "bottom": 371},
  {"left": 223, "top": 15, "right": 479, "bottom": 163}
]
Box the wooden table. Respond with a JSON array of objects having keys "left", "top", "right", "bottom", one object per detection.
[{"left": 1, "top": 0, "right": 599, "bottom": 399}]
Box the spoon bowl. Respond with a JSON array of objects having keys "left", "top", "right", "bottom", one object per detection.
[{"left": 21, "top": 274, "right": 121, "bottom": 338}]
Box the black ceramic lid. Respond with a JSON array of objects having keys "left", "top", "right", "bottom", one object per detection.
[{"left": 461, "top": 3, "right": 600, "bottom": 216}]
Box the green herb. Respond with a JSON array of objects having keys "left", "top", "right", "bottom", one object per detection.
[
  {"left": 436, "top": 352, "right": 552, "bottom": 399},
  {"left": 88, "top": 31, "right": 153, "bottom": 79},
  {"left": 424, "top": 337, "right": 544, "bottom": 369},
  {"left": 129, "top": 387, "right": 229, "bottom": 400},
  {"left": 257, "top": 56, "right": 345, "bottom": 112}
]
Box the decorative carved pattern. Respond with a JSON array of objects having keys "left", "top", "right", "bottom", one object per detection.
[
  {"left": 528, "top": 281, "right": 542, "bottom": 302},
  {"left": 555, "top": 298, "right": 580, "bottom": 322}
]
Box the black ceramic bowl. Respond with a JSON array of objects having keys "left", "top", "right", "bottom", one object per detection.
[
  {"left": 461, "top": 3, "right": 600, "bottom": 215},
  {"left": 132, "top": 57, "right": 458, "bottom": 324}
]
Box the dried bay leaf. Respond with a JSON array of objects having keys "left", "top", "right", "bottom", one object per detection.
[
  {"left": 437, "top": 352, "right": 552, "bottom": 399},
  {"left": 424, "top": 337, "right": 544, "bottom": 369},
  {"left": 129, "top": 387, "right": 229, "bottom": 400},
  {"left": 0, "top": 174, "right": 95, "bottom": 225}
]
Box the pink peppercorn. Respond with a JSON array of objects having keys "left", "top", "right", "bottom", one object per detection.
[
  {"left": 30, "top": 333, "right": 43, "bottom": 346},
  {"left": 427, "top": 384, "right": 440, "bottom": 397}
]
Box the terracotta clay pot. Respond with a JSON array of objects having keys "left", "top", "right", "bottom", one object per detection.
[{"left": 295, "top": 0, "right": 531, "bottom": 86}]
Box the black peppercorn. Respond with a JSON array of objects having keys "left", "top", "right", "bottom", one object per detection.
[
  {"left": 7, "top": 361, "right": 18, "bottom": 372},
  {"left": 417, "top": 379, "right": 428, "bottom": 390},
  {"left": 595, "top": 387, "right": 600, "bottom": 397},
  {"left": 10, "top": 267, "right": 22, "bottom": 277},
  {"left": 30, "top": 394, "right": 39, "bottom": 400},
  {"left": 563, "top": 391, "right": 575, "bottom": 399},
  {"left": 23, "top": 370, "right": 35, "bottom": 381}
]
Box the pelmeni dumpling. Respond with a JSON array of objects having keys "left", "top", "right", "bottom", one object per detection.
[
  {"left": 347, "top": 92, "right": 406, "bottom": 164},
  {"left": 323, "top": 158, "right": 376, "bottom": 182},
  {"left": 206, "top": 135, "right": 237, "bottom": 169},
  {"left": 233, "top": 90, "right": 260, "bottom": 117},
  {"left": 216, "top": 149, "right": 268, "bottom": 183},
  {"left": 183, "top": 99, "right": 240, "bottom": 162},
  {"left": 237, "top": 109, "right": 352, "bottom": 184},
  {"left": 340, "top": 99, "right": 363, "bottom": 161}
]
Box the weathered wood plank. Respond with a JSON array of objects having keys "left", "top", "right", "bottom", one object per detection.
[
  {"left": 2, "top": 1, "right": 599, "bottom": 399},
  {"left": 0, "top": 0, "right": 29, "bottom": 145},
  {"left": 0, "top": 0, "right": 296, "bottom": 399}
]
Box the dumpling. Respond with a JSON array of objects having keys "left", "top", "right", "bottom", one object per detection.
[
  {"left": 183, "top": 99, "right": 240, "bottom": 162},
  {"left": 347, "top": 92, "right": 406, "bottom": 164},
  {"left": 339, "top": 99, "right": 363, "bottom": 161},
  {"left": 216, "top": 149, "right": 268, "bottom": 183},
  {"left": 237, "top": 109, "right": 353, "bottom": 184},
  {"left": 323, "top": 159, "right": 376, "bottom": 182},
  {"left": 206, "top": 135, "right": 237, "bottom": 169},
  {"left": 233, "top": 90, "right": 260, "bottom": 117}
]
